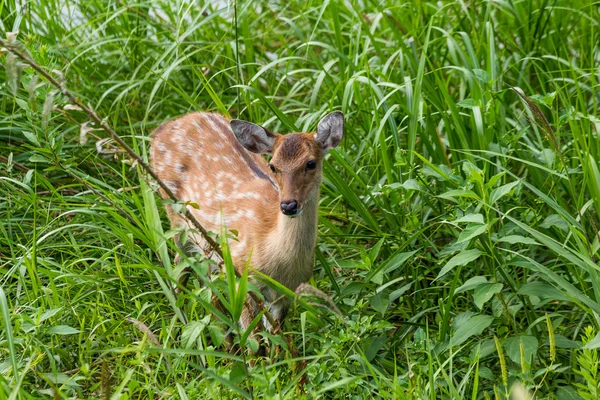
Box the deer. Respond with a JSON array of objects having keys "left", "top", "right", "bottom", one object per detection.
[{"left": 151, "top": 111, "right": 344, "bottom": 337}]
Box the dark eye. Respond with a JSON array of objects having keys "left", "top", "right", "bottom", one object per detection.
[
  {"left": 268, "top": 163, "right": 277, "bottom": 173},
  {"left": 306, "top": 160, "right": 317, "bottom": 170}
]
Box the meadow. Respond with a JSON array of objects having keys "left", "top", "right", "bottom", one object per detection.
[{"left": 1, "top": 0, "right": 600, "bottom": 398}]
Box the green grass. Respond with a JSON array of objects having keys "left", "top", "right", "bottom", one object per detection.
[{"left": 1, "top": 0, "right": 600, "bottom": 398}]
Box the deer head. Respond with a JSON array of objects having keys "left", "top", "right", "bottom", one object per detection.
[{"left": 230, "top": 111, "right": 344, "bottom": 217}]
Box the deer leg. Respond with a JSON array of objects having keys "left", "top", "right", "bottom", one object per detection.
[
  {"left": 239, "top": 294, "right": 268, "bottom": 358},
  {"left": 172, "top": 234, "right": 197, "bottom": 293}
]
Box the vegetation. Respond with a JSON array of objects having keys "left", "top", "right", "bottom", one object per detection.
[{"left": 1, "top": 0, "right": 600, "bottom": 398}]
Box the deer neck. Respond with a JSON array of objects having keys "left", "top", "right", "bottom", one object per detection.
[{"left": 268, "top": 190, "right": 319, "bottom": 257}]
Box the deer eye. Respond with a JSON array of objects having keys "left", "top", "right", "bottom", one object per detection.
[
  {"left": 306, "top": 160, "right": 317, "bottom": 170},
  {"left": 268, "top": 163, "right": 277, "bottom": 173}
]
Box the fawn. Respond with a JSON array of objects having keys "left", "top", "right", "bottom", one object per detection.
[{"left": 151, "top": 111, "right": 343, "bottom": 332}]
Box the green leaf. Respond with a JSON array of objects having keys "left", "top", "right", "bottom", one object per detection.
[
  {"left": 540, "top": 214, "right": 569, "bottom": 232},
  {"left": 229, "top": 362, "right": 246, "bottom": 384},
  {"left": 537, "top": 148, "right": 556, "bottom": 167},
  {"left": 315, "top": 377, "right": 362, "bottom": 396},
  {"left": 437, "top": 249, "right": 483, "bottom": 280},
  {"left": 478, "top": 367, "right": 494, "bottom": 381},
  {"left": 382, "top": 251, "right": 417, "bottom": 275},
  {"left": 15, "top": 98, "right": 29, "bottom": 110},
  {"left": 369, "top": 293, "right": 389, "bottom": 315},
  {"left": 503, "top": 336, "right": 538, "bottom": 365},
  {"left": 181, "top": 317, "right": 209, "bottom": 349},
  {"left": 472, "top": 69, "right": 489, "bottom": 84},
  {"left": 207, "top": 325, "right": 225, "bottom": 348},
  {"left": 583, "top": 331, "right": 600, "bottom": 350},
  {"left": 555, "top": 386, "right": 582, "bottom": 400},
  {"left": 369, "top": 250, "right": 416, "bottom": 284},
  {"left": 29, "top": 154, "right": 49, "bottom": 163},
  {"left": 39, "top": 308, "right": 62, "bottom": 322},
  {"left": 518, "top": 282, "right": 570, "bottom": 302},
  {"left": 400, "top": 179, "right": 423, "bottom": 191},
  {"left": 456, "top": 276, "right": 488, "bottom": 293},
  {"left": 22, "top": 130, "right": 40, "bottom": 146},
  {"left": 457, "top": 98, "right": 477, "bottom": 108},
  {"left": 452, "top": 311, "right": 477, "bottom": 329},
  {"left": 554, "top": 334, "right": 580, "bottom": 349},
  {"left": 473, "top": 283, "right": 503, "bottom": 309},
  {"left": 530, "top": 91, "right": 556, "bottom": 107},
  {"left": 437, "top": 189, "right": 480, "bottom": 202},
  {"left": 457, "top": 223, "right": 488, "bottom": 244},
  {"left": 0, "top": 287, "right": 18, "bottom": 383},
  {"left": 462, "top": 160, "right": 483, "bottom": 183},
  {"left": 369, "top": 238, "right": 385, "bottom": 261},
  {"left": 39, "top": 372, "right": 82, "bottom": 387},
  {"left": 477, "top": 339, "right": 497, "bottom": 358},
  {"left": 389, "top": 282, "right": 412, "bottom": 302},
  {"left": 496, "top": 235, "right": 539, "bottom": 245},
  {"left": 490, "top": 180, "right": 519, "bottom": 203},
  {"left": 455, "top": 214, "right": 484, "bottom": 224},
  {"left": 486, "top": 172, "right": 507, "bottom": 189},
  {"left": 365, "top": 334, "right": 387, "bottom": 361},
  {"left": 451, "top": 314, "right": 494, "bottom": 347},
  {"left": 47, "top": 325, "right": 80, "bottom": 335},
  {"left": 509, "top": 253, "right": 600, "bottom": 315}
]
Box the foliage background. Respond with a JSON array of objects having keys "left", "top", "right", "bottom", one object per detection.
[{"left": 1, "top": 0, "right": 600, "bottom": 398}]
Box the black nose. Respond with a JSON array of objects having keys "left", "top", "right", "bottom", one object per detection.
[{"left": 280, "top": 200, "right": 298, "bottom": 215}]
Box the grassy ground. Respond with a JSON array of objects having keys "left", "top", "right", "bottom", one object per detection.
[{"left": 1, "top": 0, "right": 600, "bottom": 398}]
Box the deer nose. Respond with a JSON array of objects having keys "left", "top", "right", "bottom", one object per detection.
[{"left": 280, "top": 200, "right": 298, "bottom": 215}]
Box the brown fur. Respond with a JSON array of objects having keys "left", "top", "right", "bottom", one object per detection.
[{"left": 151, "top": 112, "right": 325, "bottom": 332}]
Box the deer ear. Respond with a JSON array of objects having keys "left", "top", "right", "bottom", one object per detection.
[
  {"left": 315, "top": 111, "right": 344, "bottom": 152},
  {"left": 230, "top": 120, "right": 277, "bottom": 154}
]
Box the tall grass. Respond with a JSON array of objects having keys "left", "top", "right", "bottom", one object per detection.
[{"left": 1, "top": 0, "right": 599, "bottom": 398}]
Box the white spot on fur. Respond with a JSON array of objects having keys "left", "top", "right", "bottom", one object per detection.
[
  {"left": 204, "top": 115, "right": 220, "bottom": 133},
  {"left": 244, "top": 210, "right": 257, "bottom": 220},
  {"left": 163, "top": 151, "right": 173, "bottom": 167},
  {"left": 174, "top": 128, "right": 186, "bottom": 140},
  {"left": 165, "top": 181, "right": 179, "bottom": 192},
  {"left": 192, "top": 120, "right": 203, "bottom": 134},
  {"left": 232, "top": 191, "right": 260, "bottom": 200}
]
